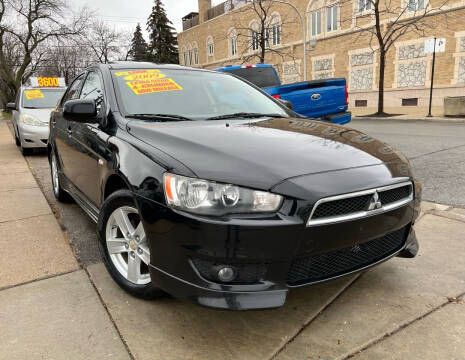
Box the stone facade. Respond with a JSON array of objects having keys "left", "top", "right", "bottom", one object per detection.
[
  {"left": 351, "top": 52, "right": 373, "bottom": 67},
  {"left": 178, "top": 0, "right": 465, "bottom": 108},
  {"left": 458, "top": 57, "right": 465, "bottom": 84},
  {"left": 398, "top": 43, "right": 426, "bottom": 60},
  {"left": 314, "top": 58, "right": 333, "bottom": 71},
  {"left": 398, "top": 61, "right": 427, "bottom": 88},
  {"left": 351, "top": 67, "right": 373, "bottom": 90}
]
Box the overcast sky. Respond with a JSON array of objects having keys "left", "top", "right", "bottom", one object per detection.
[{"left": 70, "top": 0, "right": 224, "bottom": 35}]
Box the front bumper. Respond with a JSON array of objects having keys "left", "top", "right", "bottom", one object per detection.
[
  {"left": 137, "top": 190, "right": 419, "bottom": 310},
  {"left": 18, "top": 122, "right": 49, "bottom": 148},
  {"left": 148, "top": 227, "right": 418, "bottom": 310}
]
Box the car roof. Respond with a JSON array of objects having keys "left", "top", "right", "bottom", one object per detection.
[{"left": 100, "top": 61, "right": 196, "bottom": 71}]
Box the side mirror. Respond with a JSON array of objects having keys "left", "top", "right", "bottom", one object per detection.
[
  {"left": 279, "top": 99, "right": 293, "bottom": 111},
  {"left": 63, "top": 99, "right": 98, "bottom": 123},
  {"left": 6, "top": 102, "right": 16, "bottom": 111}
]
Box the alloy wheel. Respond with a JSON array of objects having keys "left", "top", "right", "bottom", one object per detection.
[{"left": 105, "top": 206, "right": 151, "bottom": 285}]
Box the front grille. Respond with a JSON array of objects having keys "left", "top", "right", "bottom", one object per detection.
[
  {"left": 287, "top": 226, "right": 408, "bottom": 286},
  {"left": 312, "top": 194, "right": 372, "bottom": 219},
  {"left": 309, "top": 183, "right": 413, "bottom": 224},
  {"left": 378, "top": 185, "right": 411, "bottom": 205},
  {"left": 192, "top": 258, "right": 267, "bottom": 284}
]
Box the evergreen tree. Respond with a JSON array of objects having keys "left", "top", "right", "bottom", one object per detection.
[
  {"left": 146, "top": 0, "right": 178, "bottom": 64},
  {"left": 128, "top": 24, "right": 148, "bottom": 62}
]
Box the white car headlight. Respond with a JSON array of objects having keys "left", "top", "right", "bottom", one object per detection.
[
  {"left": 21, "top": 114, "right": 47, "bottom": 127},
  {"left": 164, "top": 173, "right": 283, "bottom": 216}
]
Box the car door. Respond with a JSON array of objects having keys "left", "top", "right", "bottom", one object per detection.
[
  {"left": 67, "top": 70, "right": 110, "bottom": 207},
  {"left": 52, "top": 74, "right": 85, "bottom": 182}
]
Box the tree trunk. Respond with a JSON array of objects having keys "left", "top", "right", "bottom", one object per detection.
[{"left": 377, "top": 51, "right": 385, "bottom": 115}]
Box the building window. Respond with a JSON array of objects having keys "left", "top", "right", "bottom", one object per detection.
[
  {"left": 188, "top": 50, "right": 193, "bottom": 65},
  {"left": 358, "top": 0, "right": 371, "bottom": 12},
  {"left": 272, "top": 23, "right": 281, "bottom": 46},
  {"left": 182, "top": 47, "right": 188, "bottom": 65},
  {"left": 193, "top": 48, "right": 198, "bottom": 65},
  {"left": 207, "top": 36, "right": 214, "bottom": 57},
  {"left": 251, "top": 30, "right": 259, "bottom": 51},
  {"left": 407, "top": 0, "right": 424, "bottom": 11},
  {"left": 228, "top": 28, "right": 238, "bottom": 57},
  {"left": 310, "top": 10, "right": 322, "bottom": 37},
  {"left": 326, "top": 5, "right": 338, "bottom": 32},
  {"left": 230, "top": 37, "right": 238, "bottom": 56}
]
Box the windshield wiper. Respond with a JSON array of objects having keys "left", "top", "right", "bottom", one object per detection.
[
  {"left": 125, "top": 113, "right": 194, "bottom": 122},
  {"left": 206, "top": 112, "right": 287, "bottom": 121}
]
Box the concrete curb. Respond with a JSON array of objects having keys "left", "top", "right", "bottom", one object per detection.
[{"left": 352, "top": 116, "right": 465, "bottom": 124}]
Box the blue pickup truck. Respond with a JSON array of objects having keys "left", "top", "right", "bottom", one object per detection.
[{"left": 216, "top": 64, "right": 351, "bottom": 125}]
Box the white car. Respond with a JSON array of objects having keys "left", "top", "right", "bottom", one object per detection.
[{"left": 7, "top": 78, "right": 66, "bottom": 155}]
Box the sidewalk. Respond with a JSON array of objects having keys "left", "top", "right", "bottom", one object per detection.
[
  {"left": 1, "top": 115, "right": 465, "bottom": 359},
  {"left": 351, "top": 106, "right": 465, "bottom": 123},
  {"left": 0, "top": 119, "right": 131, "bottom": 360}
]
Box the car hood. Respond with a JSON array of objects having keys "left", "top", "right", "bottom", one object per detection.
[
  {"left": 22, "top": 108, "right": 54, "bottom": 124},
  {"left": 127, "top": 117, "right": 409, "bottom": 190}
]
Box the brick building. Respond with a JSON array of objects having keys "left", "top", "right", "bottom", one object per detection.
[{"left": 178, "top": 0, "right": 465, "bottom": 110}]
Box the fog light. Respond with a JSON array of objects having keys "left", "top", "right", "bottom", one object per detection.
[{"left": 217, "top": 266, "right": 236, "bottom": 282}]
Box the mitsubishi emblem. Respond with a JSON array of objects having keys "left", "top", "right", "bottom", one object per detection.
[{"left": 367, "top": 192, "right": 382, "bottom": 211}]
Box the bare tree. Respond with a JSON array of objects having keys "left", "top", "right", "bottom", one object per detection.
[
  {"left": 344, "top": 0, "right": 448, "bottom": 114},
  {"left": 86, "top": 20, "right": 128, "bottom": 64},
  {"left": 39, "top": 38, "right": 95, "bottom": 83},
  {"left": 0, "top": 0, "right": 91, "bottom": 103},
  {"left": 228, "top": 0, "right": 297, "bottom": 64}
]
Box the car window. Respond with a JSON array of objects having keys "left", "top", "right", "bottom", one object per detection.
[
  {"left": 224, "top": 67, "right": 281, "bottom": 88},
  {"left": 61, "top": 74, "right": 84, "bottom": 105},
  {"left": 79, "top": 71, "right": 104, "bottom": 112},
  {"left": 111, "top": 68, "right": 289, "bottom": 120}
]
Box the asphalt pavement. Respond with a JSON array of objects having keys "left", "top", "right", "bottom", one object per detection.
[{"left": 349, "top": 119, "right": 465, "bottom": 207}]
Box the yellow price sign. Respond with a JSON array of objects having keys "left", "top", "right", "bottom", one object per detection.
[
  {"left": 37, "top": 77, "right": 59, "bottom": 87},
  {"left": 25, "top": 90, "right": 44, "bottom": 100}
]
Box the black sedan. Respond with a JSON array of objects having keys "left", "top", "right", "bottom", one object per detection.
[{"left": 48, "top": 62, "right": 421, "bottom": 310}]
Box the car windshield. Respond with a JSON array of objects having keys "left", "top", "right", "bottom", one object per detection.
[
  {"left": 111, "top": 68, "right": 289, "bottom": 120},
  {"left": 22, "top": 88, "right": 66, "bottom": 109}
]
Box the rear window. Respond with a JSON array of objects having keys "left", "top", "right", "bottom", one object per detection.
[
  {"left": 224, "top": 67, "right": 280, "bottom": 88},
  {"left": 21, "top": 88, "right": 66, "bottom": 109}
]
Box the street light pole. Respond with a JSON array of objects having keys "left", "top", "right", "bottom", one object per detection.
[{"left": 263, "top": 0, "right": 308, "bottom": 81}]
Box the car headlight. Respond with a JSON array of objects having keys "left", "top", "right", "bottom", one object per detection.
[
  {"left": 21, "top": 114, "right": 47, "bottom": 127},
  {"left": 164, "top": 173, "right": 283, "bottom": 216}
]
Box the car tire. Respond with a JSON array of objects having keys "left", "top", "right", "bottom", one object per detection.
[
  {"left": 14, "top": 127, "right": 20, "bottom": 147},
  {"left": 21, "top": 145, "right": 32, "bottom": 156},
  {"left": 97, "top": 189, "right": 165, "bottom": 300},
  {"left": 50, "top": 152, "right": 72, "bottom": 202}
]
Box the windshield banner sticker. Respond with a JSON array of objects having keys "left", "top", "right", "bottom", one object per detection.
[
  {"left": 126, "top": 78, "right": 183, "bottom": 95},
  {"left": 115, "top": 69, "right": 182, "bottom": 95},
  {"left": 24, "top": 89, "right": 44, "bottom": 100}
]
